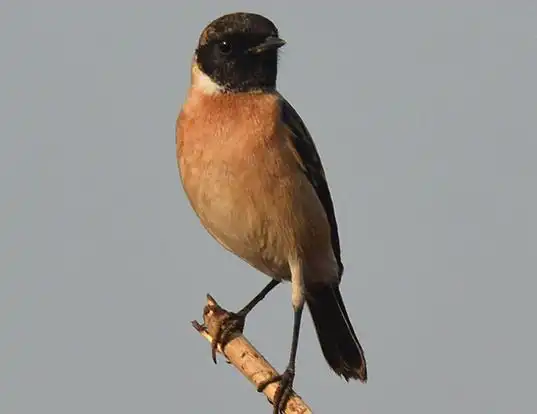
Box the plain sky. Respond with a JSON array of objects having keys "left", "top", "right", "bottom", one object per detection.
[{"left": 1, "top": 1, "right": 536, "bottom": 413}]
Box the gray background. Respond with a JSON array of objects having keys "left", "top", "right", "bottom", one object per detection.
[{"left": 1, "top": 1, "right": 536, "bottom": 413}]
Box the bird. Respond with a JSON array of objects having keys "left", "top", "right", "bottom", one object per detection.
[{"left": 176, "top": 12, "right": 367, "bottom": 413}]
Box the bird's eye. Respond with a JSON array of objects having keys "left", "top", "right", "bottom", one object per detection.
[{"left": 217, "top": 40, "right": 232, "bottom": 55}]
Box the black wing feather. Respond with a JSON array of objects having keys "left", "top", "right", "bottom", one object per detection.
[{"left": 280, "top": 96, "right": 344, "bottom": 277}]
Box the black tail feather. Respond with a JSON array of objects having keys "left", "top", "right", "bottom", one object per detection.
[{"left": 306, "top": 284, "right": 367, "bottom": 382}]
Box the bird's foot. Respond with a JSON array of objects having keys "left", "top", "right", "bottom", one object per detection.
[
  {"left": 202, "top": 294, "right": 246, "bottom": 363},
  {"left": 257, "top": 366, "right": 295, "bottom": 414},
  {"left": 209, "top": 311, "right": 245, "bottom": 364}
]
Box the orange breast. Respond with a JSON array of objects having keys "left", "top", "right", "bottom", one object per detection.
[{"left": 176, "top": 90, "right": 335, "bottom": 282}]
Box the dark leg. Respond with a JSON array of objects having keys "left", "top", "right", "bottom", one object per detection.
[
  {"left": 237, "top": 279, "right": 281, "bottom": 316},
  {"left": 257, "top": 303, "right": 304, "bottom": 414},
  {"left": 210, "top": 279, "right": 281, "bottom": 362}
]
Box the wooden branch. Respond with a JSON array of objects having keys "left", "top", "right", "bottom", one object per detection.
[{"left": 191, "top": 294, "right": 313, "bottom": 414}]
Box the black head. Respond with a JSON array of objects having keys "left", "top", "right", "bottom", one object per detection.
[{"left": 195, "top": 13, "right": 285, "bottom": 93}]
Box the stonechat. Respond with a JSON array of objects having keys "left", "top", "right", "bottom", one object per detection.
[{"left": 176, "top": 12, "right": 367, "bottom": 413}]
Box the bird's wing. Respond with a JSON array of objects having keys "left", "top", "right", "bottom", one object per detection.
[{"left": 279, "top": 95, "right": 344, "bottom": 278}]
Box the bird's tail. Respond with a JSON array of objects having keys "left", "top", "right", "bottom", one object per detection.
[{"left": 306, "top": 283, "right": 367, "bottom": 382}]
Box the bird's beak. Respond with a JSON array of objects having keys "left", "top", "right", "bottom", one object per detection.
[{"left": 248, "top": 36, "right": 286, "bottom": 54}]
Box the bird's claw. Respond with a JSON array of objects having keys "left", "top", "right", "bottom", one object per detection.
[
  {"left": 257, "top": 366, "right": 295, "bottom": 414},
  {"left": 208, "top": 310, "right": 246, "bottom": 363}
]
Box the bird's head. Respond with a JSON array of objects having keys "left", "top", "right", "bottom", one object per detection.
[{"left": 192, "top": 12, "right": 286, "bottom": 94}]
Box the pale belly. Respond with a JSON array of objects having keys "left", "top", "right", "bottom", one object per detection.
[{"left": 180, "top": 158, "right": 299, "bottom": 281}]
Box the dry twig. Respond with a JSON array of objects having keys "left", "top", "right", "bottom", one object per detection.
[{"left": 191, "top": 294, "right": 313, "bottom": 414}]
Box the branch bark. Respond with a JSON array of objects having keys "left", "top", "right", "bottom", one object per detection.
[{"left": 191, "top": 294, "right": 313, "bottom": 414}]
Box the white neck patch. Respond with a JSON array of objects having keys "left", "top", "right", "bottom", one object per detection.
[{"left": 191, "top": 64, "right": 224, "bottom": 95}]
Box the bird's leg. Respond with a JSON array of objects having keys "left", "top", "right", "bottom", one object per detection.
[
  {"left": 236, "top": 279, "right": 281, "bottom": 316},
  {"left": 257, "top": 303, "right": 304, "bottom": 414},
  {"left": 209, "top": 279, "right": 281, "bottom": 363}
]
